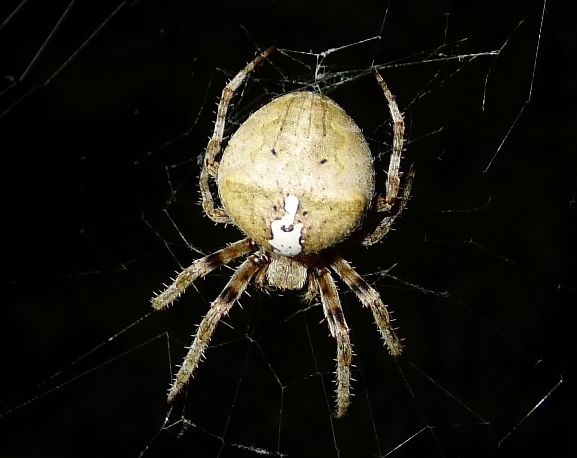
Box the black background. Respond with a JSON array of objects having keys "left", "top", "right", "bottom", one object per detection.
[{"left": 2, "top": 0, "right": 576, "bottom": 457}]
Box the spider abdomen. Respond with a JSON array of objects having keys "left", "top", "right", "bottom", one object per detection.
[{"left": 218, "top": 91, "right": 375, "bottom": 256}]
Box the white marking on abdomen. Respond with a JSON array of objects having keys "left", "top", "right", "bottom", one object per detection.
[{"left": 269, "top": 195, "right": 303, "bottom": 256}]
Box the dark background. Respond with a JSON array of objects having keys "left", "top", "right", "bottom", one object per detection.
[{"left": 2, "top": 0, "right": 576, "bottom": 457}]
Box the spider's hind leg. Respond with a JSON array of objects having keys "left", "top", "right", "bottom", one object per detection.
[
  {"left": 200, "top": 47, "right": 275, "bottom": 223},
  {"left": 361, "top": 164, "right": 415, "bottom": 246},
  {"left": 361, "top": 69, "right": 413, "bottom": 246}
]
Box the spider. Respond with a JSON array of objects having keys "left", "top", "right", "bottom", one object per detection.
[{"left": 152, "top": 47, "right": 414, "bottom": 418}]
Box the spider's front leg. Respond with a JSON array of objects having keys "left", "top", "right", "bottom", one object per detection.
[
  {"left": 151, "top": 238, "right": 256, "bottom": 311},
  {"left": 166, "top": 253, "right": 267, "bottom": 404},
  {"left": 314, "top": 267, "right": 353, "bottom": 418},
  {"left": 329, "top": 252, "right": 403, "bottom": 356}
]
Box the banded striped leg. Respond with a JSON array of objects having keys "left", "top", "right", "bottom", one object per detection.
[
  {"left": 314, "top": 267, "right": 353, "bottom": 418},
  {"left": 361, "top": 164, "right": 415, "bottom": 246},
  {"left": 329, "top": 252, "right": 403, "bottom": 356},
  {"left": 373, "top": 68, "right": 404, "bottom": 213},
  {"left": 200, "top": 47, "right": 275, "bottom": 222},
  {"left": 361, "top": 69, "right": 413, "bottom": 246},
  {"left": 166, "top": 254, "right": 264, "bottom": 403},
  {"left": 151, "top": 238, "right": 255, "bottom": 311}
]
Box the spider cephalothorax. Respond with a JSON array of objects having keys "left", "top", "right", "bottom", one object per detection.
[{"left": 152, "top": 47, "right": 414, "bottom": 417}]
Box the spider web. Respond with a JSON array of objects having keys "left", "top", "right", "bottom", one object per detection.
[{"left": 2, "top": 0, "right": 576, "bottom": 456}]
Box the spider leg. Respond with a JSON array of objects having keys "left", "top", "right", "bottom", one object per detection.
[
  {"left": 167, "top": 253, "right": 265, "bottom": 404},
  {"left": 329, "top": 252, "right": 403, "bottom": 356},
  {"left": 200, "top": 47, "right": 275, "bottom": 223},
  {"left": 360, "top": 69, "right": 412, "bottom": 246},
  {"left": 151, "top": 238, "right": 256, "bottom": 310},
  {"left": 361, "top": 164, "right": 415, "bottom": 246},
  {"left": 314, "top": 266, "right": 353, "bottom": 418},
  {"left": 373, "top": 69, "right": 404, "bottom": 211}
]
